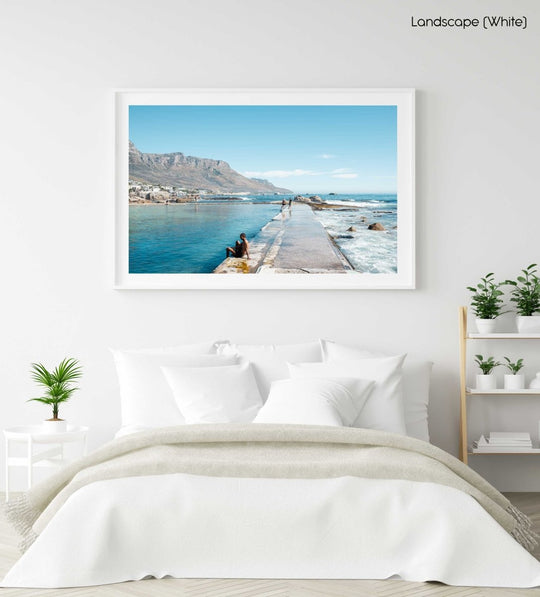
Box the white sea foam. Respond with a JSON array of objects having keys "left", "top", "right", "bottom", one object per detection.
[
  {"left": 314, "top": 202, "right": 397, "bottom": 273},
  {"left": 326, "top": 200, "right": 385, "bottom": 208}
]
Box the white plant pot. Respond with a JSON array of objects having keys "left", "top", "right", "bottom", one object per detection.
[
  {"left": 504, "top": 374, "right": 525, "bottom": 390},
  {"left": 516, "top": 315, "right": 540, "bottom": 334},
  {"left": 476, "top": 318, "right": 497, "bottom": 334},
  {"left": 529, "top": 372, "right": 540, "bottom": 389},
  {"left": 476, "top": 374, "right": 497, "bottom": 391},
  {"left": 42, "top": 419, "right": 67, "bottom": 434}
]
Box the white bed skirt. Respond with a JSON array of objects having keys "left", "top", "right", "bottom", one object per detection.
[{"left": 3, "top": 473, "right": 540, "bottom": 588}]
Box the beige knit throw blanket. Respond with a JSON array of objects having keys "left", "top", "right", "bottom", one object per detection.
[{"left": 6, "top": 424, "right": 537, "bottom": 553}]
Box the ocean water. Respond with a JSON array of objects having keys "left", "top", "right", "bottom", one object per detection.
[
  {"left": 129, "top": 194, "right": 397, "bottom": 274},
  {"left": 129, "top": 202, "right": 281, "bottom": 273},
  {"left": 310, "top": 194, "right": 397, "bottom": 274}
]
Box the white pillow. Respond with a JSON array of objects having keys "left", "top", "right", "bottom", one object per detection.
[
  {"left": 216, "top": 341, "right": 323, "bottom": 399},
  {"left": 288, "top": 354, "right": 407, "bottom": 435},
  {"left": 321, "top": 340, "right": 432, "bottom": 442},
  {"left": 111, "top": 348, "right": 237, "bottom": 429},
  {"left": 254, "top": 377, "right": 374, "bottom": 426},
  {"left": 162, "top": 360, "right": 263, "bottom": 424}
]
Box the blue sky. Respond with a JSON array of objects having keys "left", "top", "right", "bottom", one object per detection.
[{"left": 129, "top": 105, "right": 397, "bottom": 193}]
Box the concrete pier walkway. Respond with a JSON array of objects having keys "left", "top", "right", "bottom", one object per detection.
[{"left": 214, "top": 203, "right": 353, "bottom": 274}]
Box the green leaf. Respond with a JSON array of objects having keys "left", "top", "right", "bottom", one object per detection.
[
  {"left": 52, "top": 358, "right": 82, "bottom": 385},
  {"left": 30, "top": 363, "right": 54, "bottom": 387},
  {"left": 27, "top": 397, "right": 55, "bottom": 405}
]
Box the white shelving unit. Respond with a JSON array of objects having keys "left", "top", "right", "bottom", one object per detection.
[
  {"left": 459, "top": 306, "right": 540, "bottom": 464},
  {"left": 4, "top": 425, "right": 88, "bottom": 501},
  {"left": 467, "top": 388, "right": 540, "bottom": 395},
  {"left": 468, "top": 333, "right": 540, "bottom": 339},
  {"left": 471, "top": 448, "right": 540, "bottom": 454}
]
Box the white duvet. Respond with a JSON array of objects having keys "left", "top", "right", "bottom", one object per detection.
[{"left": 3, "top": 473, "right": 540, "bottom": 588}]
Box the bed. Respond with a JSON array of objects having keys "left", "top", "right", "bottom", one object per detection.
[{"left": 3, "top": 340, "right": 540, "bottom": 589}]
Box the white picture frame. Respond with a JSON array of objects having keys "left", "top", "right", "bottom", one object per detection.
[{"left": 115, "top": 88, "right": 415, "bottom": 289}]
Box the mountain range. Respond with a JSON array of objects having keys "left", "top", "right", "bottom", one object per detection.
[{"left": 129, "top": 142, "right": 292, "bottom": 194}]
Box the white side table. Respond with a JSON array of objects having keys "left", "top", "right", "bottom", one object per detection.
[{"left": 4, "top": 425, "right": 88, "bottom": 502}]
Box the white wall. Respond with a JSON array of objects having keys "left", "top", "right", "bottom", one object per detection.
[{"left": 1, "top": 0, "right": 539, "bottom": 491}]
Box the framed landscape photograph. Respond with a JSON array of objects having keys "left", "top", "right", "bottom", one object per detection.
[{"left": 114, "top": 88, "right": 415, "bottom": 289}]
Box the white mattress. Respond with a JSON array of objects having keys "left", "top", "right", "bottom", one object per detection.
[{"left": 3, "top": 473, "right": 540, "bottom": 588}]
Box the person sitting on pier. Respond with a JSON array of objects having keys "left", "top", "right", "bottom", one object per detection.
[{"left": 226, "top": 233, "right": 250, "bottom": 259}]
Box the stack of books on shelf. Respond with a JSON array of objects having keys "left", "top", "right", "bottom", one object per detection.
[{"left": 472, "top": 432, "right": 535, "bottom": 453}]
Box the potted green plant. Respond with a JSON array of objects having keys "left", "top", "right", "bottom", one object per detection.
[
  {"left": 474, "top": 354, "right": 500, "bottom": 390},
  {"left": 28, "top": 357, "right": 82, "bottom": 433},
  {"left": 503, "top": 357, "right": 525, "bottom": 390},
  {"left": 467, "top": 273, "right": 506, "bottom": 333},
  {"left": 504, "top": 264, "right": 540, "bottom": 333}
]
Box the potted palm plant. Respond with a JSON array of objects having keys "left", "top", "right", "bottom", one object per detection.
[
  {"left": 504, "top": 264, "right": 540, "bottom": 333},
  {"left": 467, "top": 273, "right": 506, "bottom": 333},
  {"left": 474, "top": 354, "right": 500, "bottom": 390},
  {"left": 28, "top": 357, "right": 82, "bottom": 433},
  {"left": 503, "top": 357, "right": 525, "bottom": 390}
]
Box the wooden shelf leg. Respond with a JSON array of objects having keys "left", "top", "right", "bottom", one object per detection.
[
  {"left": 459, "top": 306, "right": 469, "bottom": 465},
  {"left": 4, "top": 437, "right": 9, "bottom": 503}
]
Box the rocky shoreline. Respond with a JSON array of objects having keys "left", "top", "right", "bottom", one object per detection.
[
  {"left": 293, "top": 194, "right": 356, "bottom": 210},
  {"left": 129, "top": 195, "right": 247, "bottom": 205},
  {"left": 293, "top": 195, "right": 388, "bottom": 232}
]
